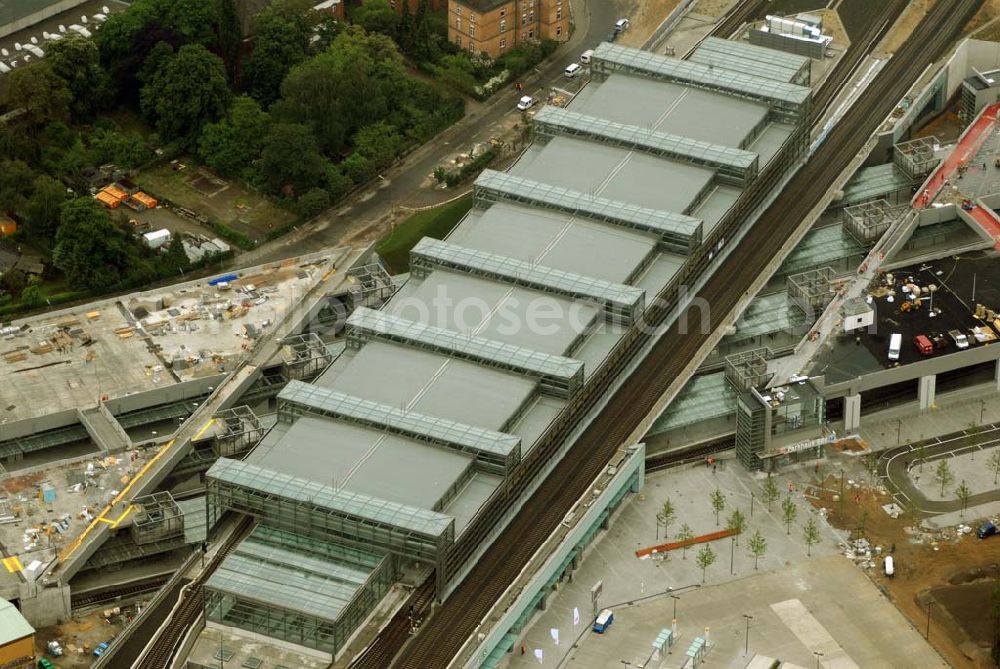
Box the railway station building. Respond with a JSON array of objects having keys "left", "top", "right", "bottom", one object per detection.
[{"left": 204, "top": 40, "right": 813, "bottom": 657}]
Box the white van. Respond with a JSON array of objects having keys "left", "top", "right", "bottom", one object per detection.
[
  {"left": 580, "top": 49, "right": 595, "bottom": 64},
  {"left": 564, "top": 63, "right": 582, "bottom": 78},
  {"left": 884, "top": 555, "right": 894, "bottom": 577},
  {"left": 888, "top": 333, "right": 901, "bottom": 361}
]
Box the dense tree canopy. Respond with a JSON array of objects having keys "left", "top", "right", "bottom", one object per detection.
[
  {"left": 25, "top": 176, "right": 70, "bottom": 245},
  {"left": 353, "top": 0, "right": 400, "bottom": 38},
  {"left": 46, "top": 35, "right": 113, "bottom": 121},
  {"left": 243, "top": 4, "right": 314, "bottom": 106},
  {"left": 53, "top": 199, "right": 132, "bottom": 290},
  {"left": 260, "top": 123, "right": 327, "bottom": 196},
  {"left": 8, "top": 63, "right": 72, "bottom": 127},
  {"left": 140, "top": 44, "right": 232, "bottom": 147},
  {"left": 198, "top": 96, "right": 271, "bottom": 178}
]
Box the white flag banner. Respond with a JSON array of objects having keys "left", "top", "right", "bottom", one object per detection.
[
  {"left": 534, "top": 648, "right": 544, "bottom": 663},
  {"left": 573, "top": 607, "right": 580, "bottom": 626},
  {"left": 550, "top": 628, "right": 560, "bottom": 645}
]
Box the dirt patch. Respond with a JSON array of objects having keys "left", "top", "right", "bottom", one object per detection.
[
  {"left": 930, "top": 580, "right": 997, "bottom": 656},
  {"left": 36, "top": 605, "right": 136, "bottom": 668},
  {"left": 808, "top": 474, "right": 1000, "bottom": 669},
  {"left": 874, "top": 0, "right": 934, "bottom": 58},
  {"left": 966, "top": 0, "right": 1000, "bottom": 36},
  {"left": 616, "top": 0, "right": 686, "bottom": 48},
  {"left": 690, "top": 0, "right": 734, "bottom": 21},
  {"left": 2, "top": 472, "right": 44, "bottom": 495}
]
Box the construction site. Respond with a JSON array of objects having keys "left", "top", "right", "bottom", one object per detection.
[{"left": 5, "top": 1, "right": 1000, "bottom": 668}]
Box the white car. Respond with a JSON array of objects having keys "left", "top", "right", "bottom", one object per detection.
[
  {"left": 517, "top": 95, "right": 537, "bottom": 111},
  {"left": 615, "top": 18, "right": 630, "bottom": 31}
]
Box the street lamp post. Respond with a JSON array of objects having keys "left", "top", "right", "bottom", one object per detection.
[
  {"left": 730, "top": 537, "right": 735, "bottom": 575},
  {"left": 750, "top": 492, "right": 755, "bottom": 517},
  {"left": 743, "top": 614, "right": 753, "bottom": 655},
  {"left": 814, "top": 651, "right": 824, "bottom": 669},
  {"left": 670, "top": 594, "right": 680, "bottom": 620}
]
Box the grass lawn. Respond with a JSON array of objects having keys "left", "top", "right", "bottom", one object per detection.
[{"left": 376, "top": 194, "right": 473, "bottom": 273}]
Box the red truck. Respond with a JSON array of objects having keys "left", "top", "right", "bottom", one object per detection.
[{"left": 913, "top": 335, "right": 934, "bottom": 355}]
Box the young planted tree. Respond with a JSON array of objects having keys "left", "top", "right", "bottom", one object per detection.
[
  {"left": 696, "top": 544, "right": 717, "bottom": 583},
  {"left": 656, "top": 497, "right": 676, "bottom": 541},
  {"left": 747, "top": 529, "right": 767, "bottom": 570},
  {"left": 988, "top": 449, "right": 1000, "bottom": 485},
  {"left": 762, "top": 474, "right": 780, "bottom": 512},
  {"left": 726, "top": 508, "right": 747, "bottom": 546},
  {"left": 955, "top": 480, "right": 972, "bottom": 516},
  {"left": 710, "top": 488, "right": 726, "bottom": 526},
  {"left": 677, "top": 523, "right": 694, "bottom": 560},
  {"left": 803, "top": 517, "right": 821, "bottom": 556},
  {"left": 936, "top": 459, "right": 954, "bottom": 498},
  {"left": 781, "top": 495, "right": 797, "bottom": 535},
  {"left": 915, "top": 442, "right": 929, "bottom": 472}
]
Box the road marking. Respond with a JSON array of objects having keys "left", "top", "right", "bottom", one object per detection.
[
  {"left": 2, "top": 556, "right": 22, "bottom": 573},
  {"left": 96, "top": 505, "right": 136, "bottom": 528}
]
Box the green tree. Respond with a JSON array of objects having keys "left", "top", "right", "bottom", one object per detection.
[
  {"left": 8, "top": 62, "right": 72, "bottom": 127},
  {"left": 53, "top": 198, "right": 131, "bottom": 290},
  {"left": 935, "top": 459, "right": 954, "bottom": 498},
  {"left": 260, "top": 123, "right": 328, "bottom": 196},
  {"left": 160, "top": 232, "right": 190, "bottom": 276},
  {"left": 710, "top": 488, "right": 726, "bottom": 526},
  {"left": 747, "top": 529, "right": 767, "bottom": 570},
  {"left": 198, "top": 95, "right": 271, "bottom": 178},
  {"left": 762, "top": 474, "right": 780, "bottom": 512},
  {"left": 726, "top": 508, "right": 747, "bottom": 545},
  {"left": 803, "top": 517, "right": 820, "bottom": 556},
  {"left": 19, "top": 275, "right": 43, "bottom": 309},
  {"left": 988, "top": 449, "right": 1000, "bottom": 485},
  {"left": 656, "top": 497, "right": 676, "bottom": 541},
  {"left": 696, "top": 544, "right": 716, "bottom": 583},
  {"left": 915, "top": 442, "right": 929, "bottom": 472},
  {"left": 140, "top": 44, "right": 232, "bottom": 148},
  {"left": 955, "top": 480, "right": 972, "bottom": 516},
  {"left": 0, "top": 160, "right": 36, "bottom": 213},
  {"left": 781, "top": 495, "right": 797, "bottom": 535},
  {"left": 89, "top": 128, "right": 154, "bottom": 170},
  {"left": 353, "top": 121, "right": 404, "bottom": 170},
  {"left": 677, "top": 523, "right": 694, "bottom": 559},
  {"left": 298, "top": 188, "right": 331, "bottom": 218},
  {"left": 25, "top": 176, "right": 69, "bottom": 244},
  {"left": 353, "top": 0, "right": 401, "bottom": 37},
  {"left": 46, "top": 34, "right": 112, "bottom": 121},
  {"left": 216, "top": 0, "right": 242, "bottom": 82},
  {"left": 244, "top": 5, "right": 313, "bottom": 106},
  {"left": 0, "top": 270, "right": 27, "bottom": 300}
]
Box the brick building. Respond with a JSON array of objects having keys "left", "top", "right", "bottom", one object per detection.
[{"left": 447, "top": 0, "right": 568, "bottom": 60}]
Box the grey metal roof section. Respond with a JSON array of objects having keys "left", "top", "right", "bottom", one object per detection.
[
  {"left": 781, "top": 225, "right": 866, "bottom": 275},
  {"left": 205, "top": 528, "right": 384, "bottom": 624},
  {"left": 690, "top": 36, "right": 810, "bottom": 84},
  {"left": 840, "top": 163, "right": 917, "bottom": 207},
  {"left": 725, "top": 292, "right": 808, "bottom": 345},
  {"left": 533, "top": 106, "right": 758, "bottom": 185},
  {"left": 278, "top": 379, "right": 521, "bottom": 474},
  {"left": 475, "top": 169, "right": 702, "bottom": 254},
  {"left": 410, "top": 237, "right": 645, "bottom": 324},
  {"left": 592, "top": 42, "right": 810, "bottom": 114},
  {"left": 346, "top": 307, "right": 584, "bottom": 398},
  {"left": 208, "top": 457, "right": 455, "bottom": 539}
]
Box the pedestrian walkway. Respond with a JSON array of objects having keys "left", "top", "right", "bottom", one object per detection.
[{"left": 918, "top": 102, "right": 1000, "bottom": 247}]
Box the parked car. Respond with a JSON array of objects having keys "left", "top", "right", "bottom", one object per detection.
[
  {"left": 593, "top": 608, "right": 614, "bottom": 633},
  {"left": 45, "top": 640, "right": 63, "bottom": 657},
  {"left": 888, "top": 333, "right": 901, "bottom": 361},
  {"left": 564, "top": 63, "right": 582, "bottom": 78},
  {"left": 615, "top": 18, "right": 630, "bottom": 31},
  {"left": 580, "top": 49, "right": 595, "bottom": 64},
  {"left": 38, "top": 659, "right": 55, "bottom": 669},
  {"left": 93, "top": 642, "right": 110, "bottom": 657},
  {"left": 516, "top": 95, "right": 537, "bottom": 111},
  {"left": 978, "top": 521, "right": 997, "bottom": 539},
  {"left": 948, "top": 329, "right": 970, "bottom": 349}
]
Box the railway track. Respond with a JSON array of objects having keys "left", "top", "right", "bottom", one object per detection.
[
  {"left": 70, "top": 576, "right": 169, "bottom": 611},
  {"left": 644, "top": 435, "right": 736, "bottom": 473},
  {"left": 378, "top": 3, "right": 981, "bottom": 668},
  {"left": 134, "top": 516, "right": 253, "bottom": 669}
]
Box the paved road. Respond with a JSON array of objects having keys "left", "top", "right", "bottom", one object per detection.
[
  {"left": 239, "top": 0, "right": 624, "bottom": 267},
  {"left": 877, "top": 423, "right": 1000, "bottom": 513}
]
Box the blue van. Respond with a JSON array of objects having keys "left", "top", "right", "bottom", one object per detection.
[{"left": 593, "top": 609, "right": 614, "bottom": 633}]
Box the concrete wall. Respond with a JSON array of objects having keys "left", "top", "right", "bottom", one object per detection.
[
  {"left": 102, "top": 374, "right": 226, "bottom": 416},
  {"left": 817, "top": 344, "right": 1000, "bottom": 398},
  {"left": 18, "top": 581, "right": 70, "bottom": 627},
  {"left": 0, "top": 0, "right": 89, "bottom": 39},
  {"left": 0, "top": 408, "right": 80, "bottom": 442}
]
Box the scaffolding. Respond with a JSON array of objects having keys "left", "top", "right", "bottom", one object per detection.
[
  {"left": 213, "top": 406, "right": 264, "bottom": 458},
  {"left": 842, "top": 199, "right": 900, "bottom": 244},
  {"left": 131, "top": 491, "right": 184, "bottom": 545},
  {"left": 280, "top": 333, "right": 333, "bottom": 380},
  {"left": 724, "top": 347, "right": 773, "bottom": 393},
  {"left": 893, "top": 136, "right": 939, "bottom": 179},
  {"left": 347, "top": 263, "right": 396, "bottom": 309},
  {"left": 786, "top": 267, "right": 835, "bottom": 316}
]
